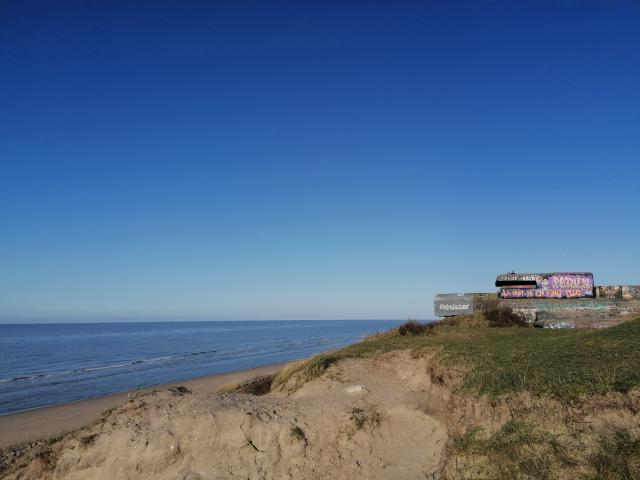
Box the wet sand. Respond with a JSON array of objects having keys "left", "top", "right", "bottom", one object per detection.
[{"left": 0, "top": 363, "right": 285, "bottom": 449}]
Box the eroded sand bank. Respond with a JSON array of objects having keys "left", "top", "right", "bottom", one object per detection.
[
  {"left": 0, "top": 363, "right": 285, "bottom": 449},
  {"left": 2, "top": 352, "right": 448, "bottom": 479}
]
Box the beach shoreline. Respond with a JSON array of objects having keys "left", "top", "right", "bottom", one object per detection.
[{"left": 0, "top": 362, "right": 287, "bottom": 449}]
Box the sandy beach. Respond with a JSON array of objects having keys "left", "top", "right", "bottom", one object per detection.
[{"left": 0, "top": 362, "right": 285, "bottom": 449}]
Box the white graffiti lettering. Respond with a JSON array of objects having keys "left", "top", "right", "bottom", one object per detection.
[{"left": 439, "top": 304, "right": 470, "bottom": 311}]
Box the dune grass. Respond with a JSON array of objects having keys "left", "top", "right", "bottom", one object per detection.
[
  {"left": 451, "top": 420, "right": 570, "bottom": 480},
  {"left": 272, "top": 314, "right": 640, "bottom": 402}
]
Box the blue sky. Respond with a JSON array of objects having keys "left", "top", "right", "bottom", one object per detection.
[{"left": 1, "top": 1, "right": 639, "bottom": 321}]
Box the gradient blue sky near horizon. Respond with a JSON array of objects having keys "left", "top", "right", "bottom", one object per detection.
[{"left": 1, "top": 1, "right": 639, "bottom": 322}]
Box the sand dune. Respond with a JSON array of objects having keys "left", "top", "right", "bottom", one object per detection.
[
  {"left": 1, "top": 352, "right": 447, "bottom": 479},
  {"left": 0, "top": 363, "right": 285, "bottom": 450}
]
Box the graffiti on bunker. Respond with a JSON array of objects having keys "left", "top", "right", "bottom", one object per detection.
[
  {"left": 498, "top": 273, "right": 594, "bottom": 299},
  {"left": 500, "top": 287, "right": 593, "bottom": 299}
]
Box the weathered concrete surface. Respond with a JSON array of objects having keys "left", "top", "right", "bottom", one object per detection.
[
  {"left": 434, "top": 293, "right": 475, "bottom": 317},
  {"left": 596, "top": 285, "right": 640, "bottom": 300},
  {"left": 623, "top": 286, "right": 640, "bottom": 299},
  {"left": 435, "top": 289, "right": 640, "bottom": 328},
  {"left": 500, "top": 298, "right": 640, "bottom": 328}
]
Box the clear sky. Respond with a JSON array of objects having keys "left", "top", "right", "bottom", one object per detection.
[{"left": 1, "top": 1, "right": 639, "bottom": 321}]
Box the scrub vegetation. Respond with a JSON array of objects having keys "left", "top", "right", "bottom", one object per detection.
[
  {"left": 590, "top": 429, "right": 640, "bottom": 479},
  {"left": 271, "top": 312, "right": 640, "bottom": 402},
  {"left": 218, "top": 375, "right": 274, "bottom": 395}
]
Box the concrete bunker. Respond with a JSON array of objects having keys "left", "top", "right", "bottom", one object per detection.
[{"left": 435, "top": 272, "right": 640, "bottom": 328}]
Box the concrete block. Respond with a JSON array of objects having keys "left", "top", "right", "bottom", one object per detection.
[
  {"left": 622, "top": 286, "right": 640, "bottom": 300},
  {"left": 596, "top": 286, "right": 623, "bottom": 299}
]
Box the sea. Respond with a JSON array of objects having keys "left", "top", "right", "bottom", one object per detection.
[{"left": 0, "top": 320, "right": 403, "bottom": 416}]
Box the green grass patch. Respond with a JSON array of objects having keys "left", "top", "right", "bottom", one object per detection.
[{"left": 272, "top": 315, "right": 640, "bottom": 402}]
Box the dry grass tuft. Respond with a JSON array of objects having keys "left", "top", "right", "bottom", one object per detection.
[
  {"left": 484, "top": 307, "right": 528, "bottom": 327},
  {"left": 398, "top": 319, "right": 432, "bottom": 335},
  {"left": 350, "top": 406, "right": 383, "bottom": 431},
  {"left": 79, "top": 434, "right": 98, "bottom": 448},
  {"left": 219, "top": 375, "right": 274, "bottom": 395},
  {"left": 33, "top": 446, "right": 56, "bottom": 472},
  {"left": 590, "top": 429, "right": 640, "bottom": 479},
  {"left": 271, "top": 354, "right": 342, "bottom": 392},
  {"left": 290, "top": 425, "right": 309, "bottom": 445},
  {"left": 449, "top": 420, "right": 571, "bottom": 480},
  {"left": 169, "top": 386, "right": 192, "bottom": 396}
]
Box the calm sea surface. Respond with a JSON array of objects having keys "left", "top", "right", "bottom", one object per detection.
[{"left": 0, "top": 320, "right": 402, "bottom": 415}]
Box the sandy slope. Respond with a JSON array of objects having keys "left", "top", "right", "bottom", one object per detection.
[
  {"left": 2, "top": 352, "right": 447, "bottom": 480},
  {"left": 5, "top": 349, "right": 640, "bottom": 479},
  {"left": 0, "top": 363, "right": 286, "bottom": 450}
]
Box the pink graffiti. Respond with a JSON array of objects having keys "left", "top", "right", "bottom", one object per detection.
[
  {"left": 548, "top": 274, "right": 593, "bottom": 290},
  {"left": 499, "top": 287, "right": 593, "bottom": 299},
  {"left": 545, "top": 289, "right": 563, "bottom": 298},
  {"left": 565, "top": 288, "right": 587, "bottom": 298}
]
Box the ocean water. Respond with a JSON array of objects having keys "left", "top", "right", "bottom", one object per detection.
[{"left": 0, "top": 320, "right": 402, "bottom": 415}]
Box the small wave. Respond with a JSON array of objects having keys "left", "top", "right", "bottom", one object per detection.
[
  {"left": 189, "top": 350, "right": 217, "bottom": 356},
  {"left": 0, "top": 374, "right": 42, "bottom": 383},
  {"left": 74, "top": 356, "right": 179, "bottom": 373},
  {"left": 83, "top": 363, "right": 132, "bottom": 372},
  {"left": 1, "top": 355, "right": 183, "bottom": 384}
]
